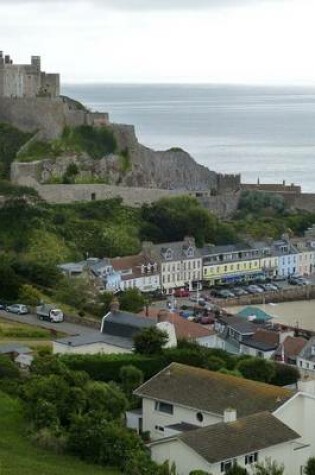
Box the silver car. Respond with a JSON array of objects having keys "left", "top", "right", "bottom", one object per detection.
[{"left": 6, "top": 304, "right": 29, "bottom": 315}]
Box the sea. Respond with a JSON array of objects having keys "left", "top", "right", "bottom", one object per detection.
[{"left": 61, "top": 84, "right": 315, "bottom": 192}]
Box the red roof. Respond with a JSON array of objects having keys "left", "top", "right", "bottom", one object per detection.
[{"left": 138, "top": 307, "right": 214, "bottom": 340}]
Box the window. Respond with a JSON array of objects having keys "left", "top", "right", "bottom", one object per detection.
[
  {"left": 155, "top": 401, "right": 174, "bottom": 415},
  {"left": 245, "top": 453, "right": 258, "bottom": 465},
  {"left": 221, "top": 460, "right": 234, "bottom": 472},
  {"left": 196, "top": 412, "right": 203, "bottom": 423}
]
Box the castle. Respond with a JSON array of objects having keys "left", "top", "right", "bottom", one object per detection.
[{"left": 0, "top": 52, "right": 59, "bottom": 98}]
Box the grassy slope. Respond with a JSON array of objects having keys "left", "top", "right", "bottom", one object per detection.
[{"left": 0, "top": 391, "right": 120, "bottom": 475}]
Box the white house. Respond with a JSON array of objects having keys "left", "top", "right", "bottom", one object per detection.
[
  {"left": 111, "top": 254, "right": 160, "bottom": 293},
  {"left": 131, "top": 362, "right": 315, "bottom": 474},
  {"left": 148, "top": 237, "right": 202, "bottom": 294},
  {"left": 296, "top": 337, "right": 315, "bottom": 375},
  {"left": 133, "top": 363, "right": 292, "bottom": 441},
  {"left": 149, "top": 411, "right": 306, "bottom": 475}
]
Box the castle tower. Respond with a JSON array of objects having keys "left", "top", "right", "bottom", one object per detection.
[{"left": 31, "top": 56, "right": 41, "bottom": 72}]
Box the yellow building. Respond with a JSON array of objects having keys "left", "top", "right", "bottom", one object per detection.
[{"left": 202, "top": 244, "right": 263, "bottom": 286}]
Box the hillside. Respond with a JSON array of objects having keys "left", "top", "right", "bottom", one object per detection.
[{"left": 0, "top": 391, "right": 120, "bottom": 475}]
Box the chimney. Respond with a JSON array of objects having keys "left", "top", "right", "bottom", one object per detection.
[
  {"left": 110, "top": 297, "right": 120, "bottom": 313},
  {"left": 157, "top": 309, "right": 169, "bottom": 323},
  {"left": 223, "top": 408, "right": 237, "bottom": 423}
]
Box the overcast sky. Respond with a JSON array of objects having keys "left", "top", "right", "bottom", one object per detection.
[{"left": 1, "top": 0, "right": 314, "bottom": 85}]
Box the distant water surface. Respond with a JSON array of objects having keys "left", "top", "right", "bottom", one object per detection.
[{"left": 62, "top": 84, "right": 315, "bottom": 192}]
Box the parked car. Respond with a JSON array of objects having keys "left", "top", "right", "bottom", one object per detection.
[
  {"left": 260, "top": 283, "right": 278, "bottom": 292},
  {"left": 174, "top": 288, "right": 190, "bottom": 298},
  {"left": 6, "top": 304, "right": 29, "bottom": 315},
  {"left": 289, "top": 276, "right": 310, "bottom": 286},
  {"left": 246, "top": 285, "right": 264, "bottom": 294},
  {"left": 232, "top": 287, "right": 248, "bottom": 297},
  {"left": 218, "top": 289, "right": 235, "bottom": 299}
]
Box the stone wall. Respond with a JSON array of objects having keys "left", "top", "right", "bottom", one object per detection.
[{"left": 0, "top": 97, "right": 109, "bottom": 139}]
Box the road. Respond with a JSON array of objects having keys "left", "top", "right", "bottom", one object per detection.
[{"left": 0, "top": 310, "right": 99, "bottom": 337}]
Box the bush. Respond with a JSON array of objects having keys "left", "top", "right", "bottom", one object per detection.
[
  {"left": 270, "top": 362, "right": 300, "bottom": 386},
  {"left": 61, "top": 353, "right": 168, "bottom": 383},
  {"left": 18, "top": 283, "right": 42, "bottom": 306},
  {"left": 0, "top": 355, "right": 20, "bottom": 379}
]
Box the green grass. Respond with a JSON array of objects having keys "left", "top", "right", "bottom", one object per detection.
[{"left": 0, "top": 391, "right": 120, "bottom": 475}]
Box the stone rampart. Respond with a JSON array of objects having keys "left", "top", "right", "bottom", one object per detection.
[{"left": 0, "top": 97, "right": 109, "bottom": 139}]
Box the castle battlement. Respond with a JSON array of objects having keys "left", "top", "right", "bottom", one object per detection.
[{"left": 0, "top": 51, "right": 59, "bottom": 98}]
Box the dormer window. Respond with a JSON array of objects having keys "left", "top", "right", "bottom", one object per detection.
[
  {"left": 186, "top": 246, "right": 194, "bottom": 258},
  {"left": 165, "top": 249, "right": 173, "bottom": 260}
]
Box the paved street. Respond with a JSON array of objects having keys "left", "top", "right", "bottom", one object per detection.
[{"left": 0, "top": 310, "right": 99, "bottom": 337}]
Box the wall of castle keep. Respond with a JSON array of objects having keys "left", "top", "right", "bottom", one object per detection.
[
  {"left": 0, "top": 52, "right": 59, "bottom": 98},
  {"left": 0, "top": 97, "right": 109, "bottom": 139}
]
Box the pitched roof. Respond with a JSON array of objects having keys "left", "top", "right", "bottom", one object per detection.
[
  {"left": 138, "top": 308, "right": 214, "bottom": 340},
  {"left": 237, "top": 306, "right": 273, "bottom": 322},
  {"left": 135, "top": 363, "right": 293, "bottom": 417},
  {"left": 218, "top": 315, "right": 256, "bottom": 335},
  {"left": 54, "top": 331, "right": 134, "bottom": 350},
  {"left": 274, "top": 336, "right": 307, "bottom": 360},
  {"left": 178, "top": 412, "right": 300, "bottom": 464},
  {"left": 293, "top": 336, "right": 315, "bottom": 361},
  {"left": 111, "top": 254, "right": 159, "bottom": 278},
  {"left": 242, "top": 329, "right": 279, "bottom": 351},
  {"left": 102, "top": 310, "right": 155, "bottom": 339}
]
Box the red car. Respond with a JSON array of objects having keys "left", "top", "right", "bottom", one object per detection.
[{"left": 173, "top": 288, "right": 190, "bottom": 298}]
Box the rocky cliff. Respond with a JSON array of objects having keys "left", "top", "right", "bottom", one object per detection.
[{"left": 1, "top": 95, "right": 240, "bottom": 192}]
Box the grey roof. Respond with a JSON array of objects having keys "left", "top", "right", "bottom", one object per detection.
[
  {"left": 102, "top": 310, "right": 155, "bottom": 339},
  {"left": 152, "top": 240, "right": 202, "bottom": 262},
  {"left": 135, "top": 363, "right": 293, "bottom": 417},
  {"left": 241, "top": 338, "right": 278, "bottom": 352},
  {"left": 55, "top": 331, "right": 134, "bottom": 350},
  {"left": 0, "top": 343, "right": 32, "bottom": 355},
  {"left": 201, "top": 243, "right": 252, "bottom": 257},
  {"left": 218, "top": 315, "right": 256, "bottom": 335},
  {"left": 178, "top": 412, "right": 300, "bottom": 464},
  {"left": 166, "top": 422, "right": 199, "bottom": 432}
]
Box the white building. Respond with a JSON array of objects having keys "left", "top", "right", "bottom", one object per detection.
[
  {"left": 131, "top": 362, "right": 315, "bottom": 475},
  {"left": 111, "top": 254, "right": 160, "bottom": 293},
  {"left": 148, "top": 237, "right": 202, "bottom": 294}
]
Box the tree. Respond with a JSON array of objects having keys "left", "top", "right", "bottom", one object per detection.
[
  {"left": 119, "top": 288, "right": 145, "bottom": 313},
  {"left": 226, "top": 463, "right": 247, "bottom": 474},
  {"left": 18, "top": 283, "right": 42, "bottom": 306},
  {"left": 253, "top": 460, "right": 284, "bottom": 475},
  {"left": 119, "top": 365, "right": 144, "bottom": 399},
  {"left": 304, "top": 457, "right": 315, "bottom": 475},
  {"left": 0, "top": 355, "right": 20, "bottom": 379},
  {"left": 237, "top": 357, "right": 276, "bottom": 383},
  {"left": 134, "top": 327, "right": 169, "bottom": 355}
]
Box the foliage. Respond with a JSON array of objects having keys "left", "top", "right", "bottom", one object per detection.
[
  {"left": 304, "top": 457, "right": 315, "bottom": 475},
  {"left": 62, "top": 163, "right": 80, "bottom": 184},
  {"left": 119, "top": 288, "right": 146, "bottom": 313},
  {"left": 19, "top": 283, "right": 42, "bottom": 306},
  {"left": 238, "top": 191, "right": 286, "bottom": 216},
  {"left": 60, "top": 125, "right": 117, "bottom": 159},
  {"left": 134, "top": 327, "right": 169, "bottom": 355},
  {"left": 61, "top": 353, "right": 168, "bottom": 383},
  {"left": 54, "top": 277, "right": 95, "bottom": 310},
  {"left": 12, "top": 258, "right": 63, "bottom": 288},
  {"left": 18, "top": 140, "right": 58, "bottom": 162},
  {"left": 0, "top": 355, "right": 20, "bottom": 379},
  {"left": 0, "top": 391, "right": 119, "bottom": 475},
  {"left": 119, "top": 365, "right": 144, "bottom": 399},
  {"left": 270, "top": 362, "right": 300, "bottom": 386},
  {"left": 0, "top": 123, "right": 33, "bottom": 178},
  {"left": 189, "top": 471, "right": 210, "bottom": 475},
  {"left": 0, "top": 255, "right": 21, "bottom": 301},
  {"left": 0, "top": 179, "right": 39, "bottom": 197},
  {"left": 253, "top": 459, "right": 284, "bottom": 475},
  {"left": 140, "top": 196, "right": 234, "bottom": 246},
  {"left": 237, "top": 357, "right": 276, "bottom": 383},
  {"left": 226, "top": 462, "right": 248, "bottom": 474}
]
